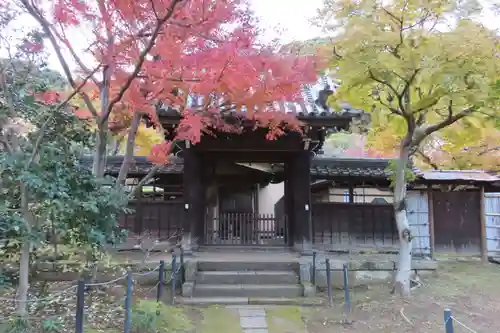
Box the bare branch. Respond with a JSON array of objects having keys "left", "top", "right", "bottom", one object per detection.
[
  {"left": 378, "top": 98, "right": 402, "bottom": 115},
  {"left": 19, "top": 0, "right": 99, "bottom": 118},
  {"left": 381, "top": 7, "right": 404, "bottom": 58},
  {"left": 414, "top": 101, "right": 474, "bottom": 145},
  {"left": 332, "top": 46, "right": 343, "bottom": 60},
  {"left": 131, "top": 230, "right": 183, "bottom": 267},
  {"left": 368, "top": 70, "right": 400, "bottom": 98},
  {"left": 56, "top": 25, "right": 101, "bottom": 86},
  {"left": 104, "top": 0, "right": 183, "bottom": 125},
  {"left": 478, "top": 146, "right": 500, "bottom": 156},
  {"left": 0, "top": 62, "right": 16, "bottom": 118},
  {"left": 397, "top": 69, "right": 420, "bottom": 117},
  {"left": 368, "top": 69, "right": 404, "bottom": 115},
  {"left": 128, "top": 165, "right": 160, "bottom": 200},
  {"left": 416, "top": 149, "right": 440, "bottom": 170},
  {"left": 0, "top": 135, "right": 14, "bottom": 154}
]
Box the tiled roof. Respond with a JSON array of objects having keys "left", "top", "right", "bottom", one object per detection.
[
  {"left": 157, "top": 75, "right": 369, "bottom": 120},
  {"left": 79, "top": 155, "right": 500, "bottom": 184},
  {"left": 310, "top": 157, "right": 392, "bottom": 179},
  {"left": 81, "top": 155, "right": 393, "bottom": 178},
  {"left": 416, "top": 170, "right": 500, "bottom": 182},
  {"left": 79, "top": 155, "right": 183, "bottom": 175}
]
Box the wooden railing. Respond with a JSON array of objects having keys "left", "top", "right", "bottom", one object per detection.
[{"left": 204, "top": 212, "right": 288, "bottom": 246}]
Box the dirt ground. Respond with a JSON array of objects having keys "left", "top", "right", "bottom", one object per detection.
[
  {"left": 0, "top": 259, "right": 498, "bottom": 332},
  {"left": 305, "top": 259, "right": 500, "bottom": 333}
]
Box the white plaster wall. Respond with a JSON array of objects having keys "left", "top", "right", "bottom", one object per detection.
[
  {"left": 314, "top": 187, "right": 394, "bottom": 204},
  {"left": 258, "top": 182, "right": 284, "bottom": 215}
]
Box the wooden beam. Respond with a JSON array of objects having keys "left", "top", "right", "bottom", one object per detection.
[
  {"left": 348, "top": 185, "right": 355, "bottom": 203},
  {"left": 480, "top": 185, "right": 488, "bottom": 263},
  {"left": 182, "top": 148, "right": 205, "bottom": 253},
  {"left": 427, "top": 185, "right": 435, "bottom": 259},
  {"left": 202, "top": 151, "right": 292, "bottom": 163}
]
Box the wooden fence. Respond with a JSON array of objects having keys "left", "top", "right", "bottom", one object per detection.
[
  {"left": 119, "top": 200, "right": 184, "bottom": 240},
  {"left": 311, "top": 202, "right": 397, "bottom": 249}
]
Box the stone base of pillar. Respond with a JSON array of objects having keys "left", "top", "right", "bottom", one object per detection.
[
  {"left": 181, "top": 232, "right": 195, "bottom": 256},
  {"left": 293, "top": 238, "right": 314, "bottom": 256}
]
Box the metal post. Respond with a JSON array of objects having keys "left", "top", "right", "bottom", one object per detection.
[
  {"left": 124, "top": 271, "right": 133, "bottom": 333},
  {"left": 157, "top": 260, "right": 165, "bottom": 302},
  {"left": 343, "top": 263, "right": 351, "bottom": 313},
  {"left": 75, "top": 280, "right": 85, "bottom": 333},
  {"left": 312, "top": 251, "right": 317, "bottom": 285},
  {"left": 444, "top": 309, "right": 454, "bottom": 333},
  {"left": 171, "top": 255, "right": 177, "bottom": 305},
  {"left": 326, "top": 258, "right": 333, "bottom": 307}
]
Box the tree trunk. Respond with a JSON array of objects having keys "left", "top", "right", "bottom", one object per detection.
[
  {"left": 93, "top": 124, "right": 107, "bottom": 178},
  {"left": 115, "top": 112, "right": 141, "bottom": 187},
  {"left": 17, "top": 183, "right": 32, "bottom": 316},
  {"left": 17, "top": 241, "right": 30, "bottom": 315},
  {"left": 94, "top": 69, "right": 111, "bottom": 178},
  {"left": 393, "top": 143, "right": 413, "bottom": 297}
]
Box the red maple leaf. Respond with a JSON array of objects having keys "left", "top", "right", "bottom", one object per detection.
[
  {"left": 34, "top": 91, "right": 61, "bottom": 105},
  {"left": 27, "top": 0, "right": 320, "bottom": 165}
]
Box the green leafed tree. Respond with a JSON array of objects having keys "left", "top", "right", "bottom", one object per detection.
[
  {"left": 0, "top": 12, "right": 129, "bottom": 316},
  {"left": 316, "top": 0, "right": 500, "bottom": 295}
]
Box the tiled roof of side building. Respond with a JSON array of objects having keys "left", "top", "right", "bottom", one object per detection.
[
  {"left": 80, "top": 155, "right": 392, "bottom": 178},
  {"left": 79, "top": 155, "right": 184, "bottom": 175},
  {"left": 416, "top": 169, "right": 500, "bottom": 182},
  {"left": 79, "top": 155, "right": 500, "bottom": 185},
  {"left": 310, "top": 157, "right": 392, "bottom": 179}
]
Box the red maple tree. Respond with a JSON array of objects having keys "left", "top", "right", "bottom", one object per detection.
[{"left": 18, "top": 0, "right": 319, "bottom": 183}]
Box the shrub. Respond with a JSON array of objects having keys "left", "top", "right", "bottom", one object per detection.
[{"left": 131, "top": 300, "right": 192, "bottom": 333}]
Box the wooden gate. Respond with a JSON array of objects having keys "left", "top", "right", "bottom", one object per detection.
[
  {"left": 407, "top": 191, "right": 431, "bottom": 257},
  {"left": 433, "top": 190, "right": 481, "bottom": 254},
  {"left": 204, "top": 213, "right": 288, "bottom": 246},
  {"left": 484, "top": 193, "right": 500, "bottom": 258}
]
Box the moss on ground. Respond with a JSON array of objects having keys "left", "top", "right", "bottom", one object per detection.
[
  {"left": 266, "top": 306, "right": 307, "bottom": 333},
  {"left": 84, "top": 329, "right": 120, "bottom": 333},
  {"left": 198, "top": 306, "right": 242, "bottom": 333}
]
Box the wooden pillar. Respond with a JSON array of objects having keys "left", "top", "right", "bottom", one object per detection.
[
  {"left": 427, "top": 185, "right": 435, "bottom": 259},
  {"left": 480, "top": 186, "right": 488, "bottom": 263},
  {"left": 289, "top": 150, "right": 313, "bottom": 255},
  {"left": 182, "top": 148, "right": 205, "bottom": 254},
  {"left": 284, "top": 167, "right": 294, "bottom": 247}
]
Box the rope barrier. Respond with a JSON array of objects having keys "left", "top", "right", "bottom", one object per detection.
[
  {"left": 445, "top": 315, "right": 479, "bottom": 333},
  {"left": 131, "top": 265, "right": 161, "bottom": 276},
  {"left": 85, "top": 273, "right": 128, "bottom": 287},
  {"left": 0, "top": 260, "right": 182, "bottom": 305}
]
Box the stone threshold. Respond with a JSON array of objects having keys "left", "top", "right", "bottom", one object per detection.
[{"left": 176, "top": 297, "right": 324, "bottom": 306}]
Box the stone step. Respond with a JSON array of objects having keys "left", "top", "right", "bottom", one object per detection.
[
  {"left": 197, "top": 261, "right": 298, "bottom": 272},
  {"left": 196, "top": 270, "right": 299, "bottom": 284},
  {"left": 197, "top": 246, "right": 294, "bottom": 253},
  {"left": 177, "top": 297, "right": 324, "bottom": 306},
  {"left": 193, "top": 284, "right": 303, "bottom": 298}
]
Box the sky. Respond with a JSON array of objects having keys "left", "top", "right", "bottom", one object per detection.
[
  {"left": 3, "top": 0, "right": 498, "bottom": 74},
  {"left": 251, "top": 0, "right": 326, "bottom": 42}
]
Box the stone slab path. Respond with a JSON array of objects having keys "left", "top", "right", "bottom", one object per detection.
[{"left": 237, "top": 306, "right": 269, "bottom": 333}]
